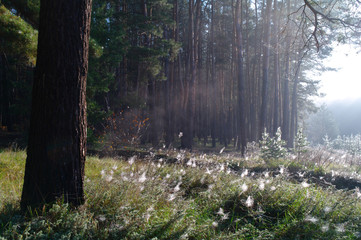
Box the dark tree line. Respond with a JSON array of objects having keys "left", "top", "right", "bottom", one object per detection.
[
  {"left": 86, "top": 0, "right": 361, "bottom": 152},
  {"left": 87, "top": 0, "right": 337, "bottom": 152},
  {"left": 1, "top": 0, "right": 361, "bottom": 153}
]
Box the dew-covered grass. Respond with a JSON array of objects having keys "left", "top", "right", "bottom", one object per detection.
[{"left": 1, "top": 148, "right": 361, "bottom": 239}]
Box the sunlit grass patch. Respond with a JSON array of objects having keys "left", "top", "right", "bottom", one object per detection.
[
  {"left": 1, "top": 149, "right": 361, "bottom": 239},
  {"left": 0, "top": 149, "right": 26, "bottom": 207}
]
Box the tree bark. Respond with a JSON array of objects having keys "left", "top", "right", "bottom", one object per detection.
[
  {"left": 0, "top": 54, "right": 7, "bottom": 128},
  {"left": 250, "top": 0, "right": 259, "bottom": 142},
  {"left": 181, "top": 0, "right": 198, "bottom": 149},
  {"left": 235, "top": 0, "right": 246, "bottom": 154},
  {"left": 282, "top": 0, "right": 291, "bottom": 147},
  {"left": 272, "top": 0, "right": 280, "bottom": 135},
  {"left": 21, "top": 0, "right": 92, "bottom": 209},
  {"left": 290, "top": 56, "right": 303, "bottom": 147},
  {"left": 210, "top": 0, "right": 217, "bottom": 148},
  {"left": 164, "top": 27, "right": 173, "bottom": 147},
  {"left": 259, "top": 0, "right": 273, "bottom": 137}
]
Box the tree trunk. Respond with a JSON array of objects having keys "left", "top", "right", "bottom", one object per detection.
[
  {"left": 210, "top": 0, "right": 216, "bottom": 148},
  {"left": 21, "top": 0, "right": 92, "bottom": 209},
  {"left": 235, "top": 0, "right": 246, "bottom": 154},
  {"left": 164, "top": 29, "right": 173, "bottom": 147},
  {"left": 290, "top": 57, "right": 303, "bottom": 147},
  {"left": 272, "top": 0, "right": 280, "bottom": 135},
  {"left": 259, "top": 0, "right": 273, "bottom": 138},
  {"left": 244, "top": 0, "right": 252, "bottom": 143},
  {"left": 114, "top": 1, "right": 127, "bottom": 101},
  {"left": 181, "top": 0, "right": 198, "bottom": 149},
  {"left": 282, "top": 0, "right": 291, "bottom": 147},
  {"left": 250, "top": 0, "right": 259, "bottom": 142},
  {"left": 0, "top": 54, "right": 5, "bottom": 127},
  {"left": 148, "top": 78, "right": 159, "bottom": 147},
  {"left": 0, "top": 54, "right": 10, "bottom": 129}
]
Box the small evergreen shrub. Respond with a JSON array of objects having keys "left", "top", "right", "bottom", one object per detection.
[
  {"left": 323, "top": 134, "right": 331, "bottom": 148},
  {"left": 294, "top": 128, "right": 309, "bottom": 160},
  {"left": 330, "top": 134, "right": 361, "bottom": 156},
  {"left": 260, "top": 127, "right": 287, "bottom": 160}
]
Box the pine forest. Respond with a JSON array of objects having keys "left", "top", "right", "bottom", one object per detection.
[{"left": 1, "top": 0, "right": 361, "bottom": 239}]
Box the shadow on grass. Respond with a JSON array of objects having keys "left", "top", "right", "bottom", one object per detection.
[
  {"left": 1, "top": 201, "right": 187, "bottom": 239},
  {"left": 144, "top": 214, "right": 187, "bottom": 240},
  {"left": 0, "top": 203, "right": 23, "bottom": 233},
  {"left": 106, "top": 213, "right": 188, "bottom": 240}
]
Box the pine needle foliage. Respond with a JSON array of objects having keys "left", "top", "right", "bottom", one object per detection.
[
  {"left": 294, "top": 128, "right": 309, "bottom": 160},
  {"left": 260, "top": 127, "right": 287, "bottom": 160}
]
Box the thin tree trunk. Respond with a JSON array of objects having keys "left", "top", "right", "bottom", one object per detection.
[
  {"left": 282, "top": 0, "right": 291, "bottom": 147},
  {"left": 272, "top": 0, "right": 280, "bottom": 134},
  {"left": 0, "top": 54, "right": 6, "bottom": 128},
  {"left": 250, "top": 0, "right": 259, "bottom": 142},
  {"left": 244, "top": 0, "right": 251, "bottom": 142},
  {"left": 259, "top": 0, "right": 273, "bottom": 138},
  {"left": 210, "top": 0, "right": 216, "bottom": 148},
  {"left": 235, "top": 0, "right": 246, "bottom": 154},
  {"left": 290, "top": 56, "right": 303, "bottom": 147},
  {"left": 181, "top": 0, "right": 197, "bottom": 149},
  {"left": 164, "top": 25, "right": 173, "bottom": 147},
  {"left": 148, "top": 78, "right": 159, "bottom": 147}
]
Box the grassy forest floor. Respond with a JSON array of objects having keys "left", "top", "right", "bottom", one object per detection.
[{"left": 1, "top": 146, "right": 361, "bottom": 239}]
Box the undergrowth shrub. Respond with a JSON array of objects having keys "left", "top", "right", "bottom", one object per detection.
[
  {"left": 260, "top": 127, "right": 287, "bottom": 161},
  {"left": 293, "top": 128, "right": 309, "bottom": 161},
  {"left": 102, "top": 109, "right": 149, "bottom": 150},
  {"left": 331, "top": 134, "right": 361, "bottom": 156}
]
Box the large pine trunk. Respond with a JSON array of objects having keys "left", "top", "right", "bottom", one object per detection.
[{"left": 21, "top": 0, "right": 92, "bottom": 209}]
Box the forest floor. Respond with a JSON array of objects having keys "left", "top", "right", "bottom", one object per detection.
[{"left": 1, "top": 146, "right": 361, "bottom": 239}]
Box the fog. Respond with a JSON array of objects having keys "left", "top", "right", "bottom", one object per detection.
[{"left": 328, "top": 98, "right": 361, "bottom": 136}]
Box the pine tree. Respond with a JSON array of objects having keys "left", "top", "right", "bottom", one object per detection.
[
  {"left": 260, "top": 127, "right": 287, "bottom": 160},
  {"left": 294, "top": 128, "right": 309, "bottom": 160}
]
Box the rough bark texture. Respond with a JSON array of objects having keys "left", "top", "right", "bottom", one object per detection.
[{"left": 21, "top": 0, "right": 92, "bottom": 209}]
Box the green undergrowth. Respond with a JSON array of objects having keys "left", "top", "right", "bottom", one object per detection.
[{"left": 1, "top": 149, "right": 361, "bottom": 239}]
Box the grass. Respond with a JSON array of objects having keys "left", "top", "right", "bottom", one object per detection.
[
  {"left": 0, "top": 149, "right": 25, "bottom": 207},
  {"left": 1, "top": 148, "right": 361, "bottom": 239}
]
